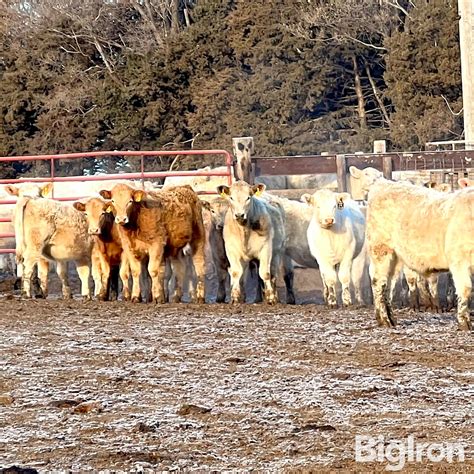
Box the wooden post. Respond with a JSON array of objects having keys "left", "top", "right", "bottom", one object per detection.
[
  {"left": 336, "top": 154, "right": 348, "bottom": 192},
  {"left": 232, "top": 137, "right": 255, "bottom": 184},
  {"left": 382, "top": 155, "right": 393, "bottom": 180},
  {"left": 373, "top": 140, "right": 387, "bottom": 153}
]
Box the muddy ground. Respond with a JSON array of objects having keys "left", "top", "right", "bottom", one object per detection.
[{"left": 0, "top": 293, "right": 473, "bottom": 472}]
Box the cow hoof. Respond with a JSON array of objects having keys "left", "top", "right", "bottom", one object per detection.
[
  {"left": 82, "top": 295, "right": 92, "bottom": 302},
  {"left": 458, "top": 318, "right": 472, "bottom": 332},
  {"left": 153, "top": 297, "right": 165, "bottom": 304},
  {"left": 97, "top": 294, "right": 107, "bottom": 302},
  {"left": 131, "top": 296, "right": 142, "bottom": 303}
]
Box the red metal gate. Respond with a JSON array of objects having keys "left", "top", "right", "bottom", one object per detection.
[{"left": 0, "top": 149, "right": 233, "bottom": 254}]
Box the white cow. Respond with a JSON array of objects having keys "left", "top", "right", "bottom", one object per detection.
[
  {"left": 1, "top": 183, "right": 53, "bottom": 282},
  {"left": 219, "top": 181, "right": 285, "bottom": 304},
  {"left": 302, "top": 189, "right": 368, "bottom": 307},
  {"left": 367, "top": 179, "right": 473, "bottom": 331}
]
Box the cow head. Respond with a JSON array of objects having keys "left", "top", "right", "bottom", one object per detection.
[
  {"left": 202, "top": 197, "right": 230, "bottom": 230},
  {"left": 99, "top": 184, "right": 145, "bottom": 226},
  {"left": 217, "top": 181, "right": 263, "bottom": 226},
  {"left": 302, "top": 189, "right": 350, "bottom": 229},
  {"left": 349, "top": 166, "right": 383, "bottom": 199},
  {"left": 4, "top": 182, "right": 53, "bottom": 198},
  {"left": 73, "top": 198, "right": 115, "bottom": 235}
]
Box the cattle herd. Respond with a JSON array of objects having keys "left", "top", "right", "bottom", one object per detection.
[{"left": 2, "top": 166, "right": 473, "bottom": 331}]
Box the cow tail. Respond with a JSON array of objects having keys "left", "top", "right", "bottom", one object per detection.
[{"left": 14, "top": 197, "right": 29, "bottom": 264}]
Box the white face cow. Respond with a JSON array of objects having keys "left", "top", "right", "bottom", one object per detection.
[
  {"left": 349, "top": 166, "right": 383, "bottom": 199},
  {"left": 217, "top": 181, "right": 264, "bottom": 226},
  {"left": 301, "top": 189, "right": 351, "bottom": 229}
]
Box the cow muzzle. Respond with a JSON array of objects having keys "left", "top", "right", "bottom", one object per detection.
[
  {"left": 115, "top": 216, "right": 129, "bottom": 225},
  {"left": 234, "top": 213, "right": 247, "bottom": 225},
  {"left": 320, "top": 218, "right": 334, "bottom": 228},
  {"left": 88, "top": 228, "right": 101, "bottom": 236}
]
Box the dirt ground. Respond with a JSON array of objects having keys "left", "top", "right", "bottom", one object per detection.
[{"left": 1, "top": 292, "right": 473, "bottom": 472}]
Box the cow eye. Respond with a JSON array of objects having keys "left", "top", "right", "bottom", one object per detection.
[
  {"left": 246, "top": 197, "right": 250, "bottom": 201},
  {"left": 111, "top": 199, "right": 115, "bottom": 203}
]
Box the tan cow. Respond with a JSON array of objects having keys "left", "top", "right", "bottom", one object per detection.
[
  {"left": 73, "top": 198, "right": 126, "bottom": 301},
  {"left": 14, "top": 198, "right": 92, "bottom": 299},
  {"left": 218, "top": 181, "right": 285, "bottom": 304},
  {"left": 367, "top": 180, "right": 473, "bottom": 331},
  {"left": 99, "top": 184, "right": 206, "bottom": 304}
]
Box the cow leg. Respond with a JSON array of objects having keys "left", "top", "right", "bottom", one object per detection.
[
  {"left": 37, "top": 258, "right": 49, "bottom": 298},
  {"left": 282, "top": 254, "right": 296, "bottom": 305},
  {"left": 445, "top": 272, "right": 456, "bottom": 311},
  {"left": 21, "top": 255, "right": 36, "bottom": 298},
  {"left": 450, "top": 265, "right": 472, "bottom": 331},
  {"left": 129, "top": 256, "right": 143, "bottom": 303},
  {"left": 424, "top": 273, "right": 440, "bottom": 312},
  {"left": 370, "top": 247, "right": 397, "bottom": 328},
  {"left": 56, "top": 261, "right": 72, "bottom": 299},
  {"left": 191, "top": 242, "right": 206, "bottom": 304},
  {"left": 76, "top": 261, "right": 91, "bottom": 300},
  {"left": 258, "top": 247, "right": 277, "bottom": 305},
  {"left": 339, "top": 257, "right": 354, "bottom": 307},
  {"left": 91, "top": 251, "right": 105, "bottom": 300},
  {"left": 228, "top": 258, "right": 245, "bottom": 304},
  {"left": 169, "top": 256, "right": 184, "bottom": 303},
  {"left": 216, "top": 260, "right": 229, "bottom": 303},
  {"left": 319, "top": 263, "right": 338, "bottom": 308},
  {"left": 108, "top": 265, "right": 120, "bottom": 301},
  {"left": 351, "top": 246, "right": 369, "bottom": 306},
  {"left": 404, "top": 268, "right": 420, "bottom": 311},
  {"left": 119, "top": 256, "right": 131, "bottom": 301},
  {"left": 148, "top": 248, "right": 166, "bottom": 304}
]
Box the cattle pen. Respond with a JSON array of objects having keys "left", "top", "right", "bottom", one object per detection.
[{"left": 0, "top": 147, "right": 473, "bottom": 472}]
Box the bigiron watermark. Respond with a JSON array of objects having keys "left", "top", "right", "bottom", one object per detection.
[{"left": 355, "top": 435, "right": 466, "bottom": 471}]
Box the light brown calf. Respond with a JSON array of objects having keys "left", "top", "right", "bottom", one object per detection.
[
  {"left": 14, "top": 197, "right": 92, "bottom": 299},
  {"left": 99, "top": 184, "right": 206, "bottom": 303}
]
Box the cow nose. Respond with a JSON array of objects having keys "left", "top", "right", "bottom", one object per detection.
[
  {"left": 235, "top": 213, "right": 245, "bottom": 220},
  {"left": 115, "top": 216, "right": 129, "bottom": 225},
  {"left": 88, "top": 228, "right": 100, "bottom": 235},
  {"left": 324, "top": 218, "right": 334, "bottom": 226}
]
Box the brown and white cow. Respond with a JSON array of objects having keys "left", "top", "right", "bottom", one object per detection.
[
  {"left": 99, "top": 183, "right": 206, "bottom": 304},
  {"left": 218, "top": 181, "right": 285, "bottom": 304},
  {"left": 14, "top": 197, "right": 92, "bottom": 299},
  {"left": 73, "top": 197, "right": 126, "bottom": 301},
  {"left": 367, "top": 179, "right": 473, "bottom": 331}
]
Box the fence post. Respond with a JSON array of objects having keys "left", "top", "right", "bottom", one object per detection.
[
  {"left": 336, "top": 154, "right": 348, "bottom": 192},
  {"left": 382, "top": 155, "right": 393, "bottom": 180},
  {"left": 232, "top": 136, "right": 254, "bottom": 184}
]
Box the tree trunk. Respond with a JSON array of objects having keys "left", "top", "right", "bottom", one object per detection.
[{"left": 352, "top": 55, "right": 367, "bottom": 129}]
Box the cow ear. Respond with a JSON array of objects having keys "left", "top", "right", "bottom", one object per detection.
[
  {"left": 252, "top": 183, "right": 266, "bottom": 196},
  {"left": 201, "top": 200, "right": 211, "bottom": 211},
  {"left": 349, "top": 166, "right": 362, "bottom": 179},
  {"left": 217, "top": 185, "right": 230, "bottom": 197},
  {"left": 99, "top": 190, "right": 112, "bottom": 199},
  {"left": 104, "top": 202, "right": 115, "bottom": 214},
  {"left": 458, "top": 178, "right": 472, "bottom": 189},
  {"left": 41, "top": 182, "right": 53, "bottom": 197},
  {"left": 301, "top": 193, "right": 313, "bottom": 205},
  {"left": 133, "top": 190, "right": 145, "bottom": 202},
  {"left": 73, "top": 202, "right": 86, "bottom": 212},
  {"left": 336, "top": 192, "right": 350, "bottom": 209},
  {"left": 4, "top": 185, "right": 19, "bottom": 196}
]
